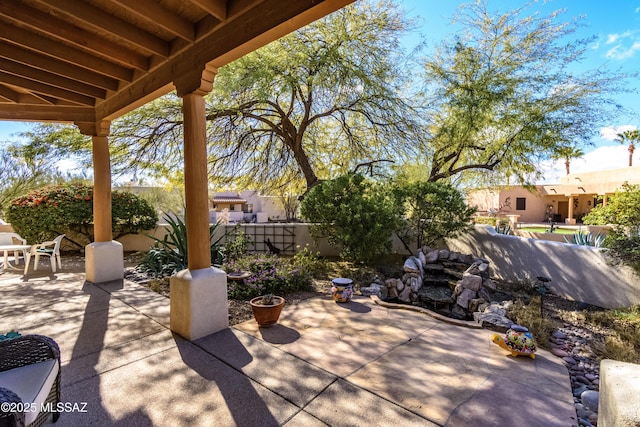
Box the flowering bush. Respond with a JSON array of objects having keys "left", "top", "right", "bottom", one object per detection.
[
  {"left": 7, "top": 183, "right": 158, "bottom": 250},
  {"left": 223, "top": 254, "right": 313, "bottom": 300}
]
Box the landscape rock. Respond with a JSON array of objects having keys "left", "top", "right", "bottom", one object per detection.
[{"left": 461, "top": 273, "right": 482, "bottom": 291}]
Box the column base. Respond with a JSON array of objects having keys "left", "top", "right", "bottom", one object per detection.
[
  {"left": 85, "top": 241, "right": 124, "bottom": 283},
  {"left": 170, "top": 267, "right": 229, "bottom": 340}
]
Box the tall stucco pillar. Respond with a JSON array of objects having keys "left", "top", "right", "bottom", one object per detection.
[
  {"left": 76, "top": 121, "right": 124, "bottom": 283},
  {"left": 566, "top": 195, "right": 576, "bottom": 224},
  {"left": 170, "top": 64, "right": 228, "bottom": 340}
]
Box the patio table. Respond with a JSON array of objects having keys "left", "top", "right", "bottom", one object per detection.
[{"left": 0, "top": 244, "right": 32, "bottom": 274}]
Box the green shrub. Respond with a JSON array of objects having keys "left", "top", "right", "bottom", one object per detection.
[
  {"left": 222, "top": 254, "right": 313, "bottom": 300},
  {"left": 300, "top": 174, "right": 399, "bottom": 263},
  {"left": 474, "top": 216, "right": 508, "bottom": 226},
  {"left": 222, "top": 224, "right": 253, "bottom": 262},
  {"left": 392, "top": 181, "right": 476, "bottom": 249},
  {"left": 583, "top": 184, "right": 640, "bottom": 271},
  {"left": 6, "top": 183, "right": 157, "bottom": 249}
]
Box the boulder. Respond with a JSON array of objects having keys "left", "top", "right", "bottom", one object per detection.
[
  {"left": 461, "top": 273, "right": 483, "bottom": 291},
  {"left": 403, "top": 256, "right": 421, "bottom": 273},
  {"left": 398, "top": 285, "right": 412, "bottom": 303},
  {"left": 456, "top": 288, "right": 477, "bottom": 309},
  {"left": 425, "top": 250, "right": 440, "bottom": 263},
  {"left": 482, "top": 278, "right": 497, "bottom": 291},
  {"left": 438, "top": 249, "right": 450, "bottom": 260}
]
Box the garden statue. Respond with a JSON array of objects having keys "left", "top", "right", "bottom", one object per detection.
[{"left": 492, "top": 324, "right": 537, "bottom": 359}]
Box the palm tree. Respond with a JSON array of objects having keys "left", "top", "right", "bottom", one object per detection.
[
  {"left": 615, "top": 129, "right": 639, "bottom": 167},
  {"left": 552, "top": 146, "right": 585, "bottom": 175}
]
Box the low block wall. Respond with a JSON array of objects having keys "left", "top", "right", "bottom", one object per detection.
[
  {"left": 444, "top": 225, "right": 640, "bottom": 309},
  {"left": 599, "top": 359, "right": 640, "bottom": 427}
]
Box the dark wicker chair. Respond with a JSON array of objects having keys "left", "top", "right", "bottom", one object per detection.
[{"left": 0, "top": 335, "right": 61, "bottom": 427}]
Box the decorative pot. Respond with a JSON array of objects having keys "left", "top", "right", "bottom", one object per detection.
[
  {"left": 331, "top": 278, "right": 353, "bottom": 303},
  {"left": 249, "top": 296, "right": 285, "bottom": 327}
]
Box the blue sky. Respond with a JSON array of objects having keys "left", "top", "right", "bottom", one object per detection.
[
  {"left": 399, "top": 0, "right": 640, "bottom": 182},
  {"left": 1, "top": 0, "right": 639, "bottom": 183}
]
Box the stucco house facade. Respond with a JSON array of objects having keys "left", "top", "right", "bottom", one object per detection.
[{"left": 467, "top": 166, "right": 640, "bottom": 224}]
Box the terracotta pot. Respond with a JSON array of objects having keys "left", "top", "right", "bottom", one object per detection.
[{"left": 249, "top": 296, "right": 285, "bottom": 327}]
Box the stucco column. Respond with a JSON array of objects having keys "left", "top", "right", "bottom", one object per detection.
[
  {"left": 92, "top": 134, "right": 113, "bottom": 242},
  {"left": 76, "top": 120, "right": 124, "bottom": 283},
  {"left": 171, "top": 64, "right": 228, "bottom": 340},
  {"left": 566, "top": 195, "right": 576, "bottom": 224},
  {"left": 602, "top": 195, "right": 608, "bottom": 207},
  {"left": 181, "top": 92, "right": 210, "bottom": 269}
]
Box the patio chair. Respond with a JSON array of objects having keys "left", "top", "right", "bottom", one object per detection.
[
  {"left": 0, "top": 335, "right": 61, "bottom": 427},
  {"left": 26, "top": 235, "right": 65, "bottom": 274}
]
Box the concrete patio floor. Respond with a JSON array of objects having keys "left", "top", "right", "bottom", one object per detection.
[{"left": 0, "top": 257, "right": 578, "bottom": 426}]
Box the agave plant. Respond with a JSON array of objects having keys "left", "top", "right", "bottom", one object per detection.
[
  {"left": 495, "top": 223, "right": 512, "bottom": 235},
  {"left": 564, "top": 231, "right": 606, "bottom": 248},
  {"left": 137, "top": 211, "right": 225, "bottom": 276}
]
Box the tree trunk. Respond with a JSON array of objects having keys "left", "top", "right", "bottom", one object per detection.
[{"left": 629, "top": 144, "right": 635, "bottom": 167}]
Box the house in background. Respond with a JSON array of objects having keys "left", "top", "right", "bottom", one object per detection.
[
  {"left": 209, "top": 190, "right": 289, "bottom": 223},
  {"left": 467, "top": 166, "right": 640, "bottom": 224}
]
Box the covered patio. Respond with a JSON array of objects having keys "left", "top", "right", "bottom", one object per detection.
[
  {"left": 0, "top": 0, "right": 353, "bottom": 340},
  {"left": 0, "top": 261, "right": 577, "bottom": 426}
]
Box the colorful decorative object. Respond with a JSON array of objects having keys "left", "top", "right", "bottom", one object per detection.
[
  {"left": 331, "top": 278, "right": 353, "bottom": 303},
  {"left": 491, "top": 324, "right": 537, "bottom": 359},
  {"left": 249, "top": 295, "right": 285, "bottom": 327}
]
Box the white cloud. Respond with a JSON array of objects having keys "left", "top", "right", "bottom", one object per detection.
[
  {"left": 607, "top": 34, "right": 620, "bottom": 44},
  {"left": 599, "top": 124, "right": 637, "bottom": 140},
  {"left": 606, "top": 42, "right": 640, "bottom": 59},
  {"left": 603, "top": 30, "right": 640, "bottom": 59},
  {"left": 539, "top": 145, "right": 632, "bottom": 184}
]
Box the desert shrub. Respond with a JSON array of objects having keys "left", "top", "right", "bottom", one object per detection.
[
  {"left": 300, "top": 173, "right": 399, "bottom": 263},
  {"left": 222, "top": 224, "right": 253, "bottom": 262},
  {"left": 222, "top": 254, "right": 313, "bottom": 300},
  {"left": 6, "top": 183, "right": 157, "bottom": 249},
  {"left": 473, "top": 216, "right": 509, "bottom": 226},
  {"left": 583, "top": 184, "right": 640, "bottom": 271},
  {"left": 392, "top": 181, "right": 476, "bottom": 250}
]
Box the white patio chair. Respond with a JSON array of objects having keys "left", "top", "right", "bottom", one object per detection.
[{"left": 25, "top": 234, "right": 65, "bottom": 274}]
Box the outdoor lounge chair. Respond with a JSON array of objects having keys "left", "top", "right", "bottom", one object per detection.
[
  {"left": 25, "top": 235, "right": 65, "bottom": 274},
  {"left": 0, "top": 335, "right": 61, "bottom": 427}
]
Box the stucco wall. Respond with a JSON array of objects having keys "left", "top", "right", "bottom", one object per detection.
[{"left": 444, "top": 225, "right": 640, "bottom": 309}]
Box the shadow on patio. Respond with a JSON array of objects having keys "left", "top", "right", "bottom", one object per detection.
[{"left": 1, "top": 255, "right": 577, "bottom": 426}]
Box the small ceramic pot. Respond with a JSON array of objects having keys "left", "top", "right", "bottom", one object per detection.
[
  {"left": 249, "top": 296, "right": 285, "bottom": 327},
  {"left": 331, "top": 278, "right": 353, "bottom": 303}
]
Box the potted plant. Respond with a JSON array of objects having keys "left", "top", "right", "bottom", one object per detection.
[{"left": 249, "top": 294, "right": 285, "bottom": 327}]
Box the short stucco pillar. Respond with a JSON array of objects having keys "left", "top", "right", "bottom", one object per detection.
[
  {"left": 170, "top": 267, "right": 228, "bottom": 340},
  {"left": 86, "top": 241, "right": 124, "bottom": 284},
  {"left": 77, "top": 121, "right": 124, "bottom": 283},
  {"left": 171, "top": 64, "right": 228, "bottom": 340}
]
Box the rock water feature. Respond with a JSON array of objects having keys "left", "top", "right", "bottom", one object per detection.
[
  {"left": 361, "top": 249, "right": 602, "bottom": 426},
  {"left": 361, "top": 247, "right": 514, "bottom": 329}
]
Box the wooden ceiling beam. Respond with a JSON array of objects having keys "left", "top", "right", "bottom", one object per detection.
[
  {"left": 0, "top": 104, "right": 95, "bottom": 122},
  {"left": 0, "top": 58, "right": 107, "bottom": 99},
  {"left": 36, "top": 0, "right": 170, "bottom": 57},
  {"left": 0, "top": 84, "right": 21, "bottom": 103},
  {"left": 191, "top": 0, "right": 227, "bottom": 21},
  {"left": 0, "top": 25, "right": 133, "bottom": 82},
  {"left": 0, "top": 43, "right": 119, "bottom": 91},
  {"left": 0, "top": 3, "right": 149, "bottom": 71},
  {"left": 112, "top": 0, "right": 195, "bottom": 41},
  {"left": 0, "top": 72, "right": 95, "bottom": 106}
]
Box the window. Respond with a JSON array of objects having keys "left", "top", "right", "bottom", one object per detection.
[
  {"left": 229, "top": 204, "right": 235, "bottom": 211},
  {"left": 516, "top": 198, "right": 526, "bottom": 210}
]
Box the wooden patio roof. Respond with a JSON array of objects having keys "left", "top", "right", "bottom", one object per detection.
[{"left": 0, "top": 0, "right": 354, "bottom": 124}]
